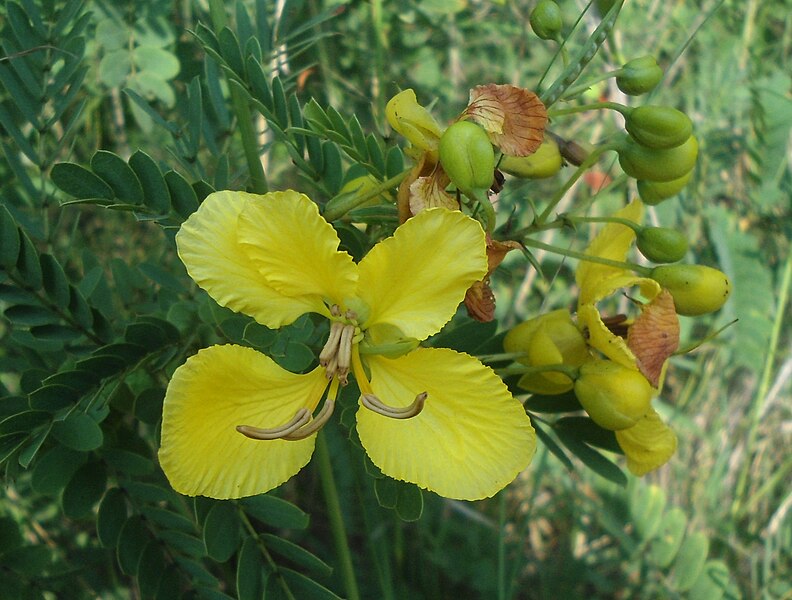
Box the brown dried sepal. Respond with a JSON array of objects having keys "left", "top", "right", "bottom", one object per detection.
[
  {"left": 464, "top": 237, "right": 522, "bottom": 322},
  {"left": 464, "top": 84, "right": 548, "bottom": 157},
  {"left": 397, "top": 154, "right": 457, "bottom": 223},
  {"left": 627, "top": 290, "right": 680, "bottom": 387},
  {"left": 409, "top": 171, "right": 457, "bottom": 215}
]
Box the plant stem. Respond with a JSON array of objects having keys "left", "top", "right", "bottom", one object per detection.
[
  {"left": 316, "top": 432, "right": 361, "bottom": 600},
  {"left": 563, "top": 214, "right": 642, "bottom": 233},
  {"left": 519, "top": 237, "right": 652, "bottom": 276},
  {"left": 207, "top": 0, "right": 268, "bottom": 194},
  {"left": 322, "top": 168, "right": 411, "bottom": 221},
  {"left": 547, "top": 100, "right": 627, "bottom": 119}
]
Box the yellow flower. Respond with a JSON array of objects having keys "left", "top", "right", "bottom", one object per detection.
[
  {"left": 159, "top": 190, "right": 535, "bottom": 500},
  {"left": 575, "top": 199, "right": 677, "bottom": 475}
]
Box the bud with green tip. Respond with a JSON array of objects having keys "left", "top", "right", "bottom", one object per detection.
[
  {"left": 438, "top": 120, "right": 496, "bottom": 196},
  {"left": 530, "top": 0, "right": 562, "bottom": 40},
  {"left": 637, "top": 171, "right": 693, "bottom": 205},
  {"left": 617, "top": 56, "right": 663, "bottom": 96},
  {"left": 625, "top": 106, "right": 693, "bottom": 150},
  {"left": 618, "top": 135, "right": 698, "bottom": 182},
  {"left": 499, "top": 136, "right": 563, "bottom": 179},
  {"left": 574, "top": 360, "right": 653, "bottom": 430},
  {"left": 637, "top": 227, "right": 688, "bottom": 263},
  {"left": 650, "top": 264, "right": 731, "bottom": 316}
]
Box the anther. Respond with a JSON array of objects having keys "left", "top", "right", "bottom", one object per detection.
[
  {"left": 320, "top": 321, "right": 345, "bottom": 366},
  {"left": 362, "top": 392, "right": 428, "bottom": 420},
  {"left": 284, "top": 400, "right": 336, "bottom": 440},
  {"left": 236, "top": 408, "right": 311, "bottom": 440}
]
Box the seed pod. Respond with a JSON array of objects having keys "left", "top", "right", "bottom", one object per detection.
[
  {"left": 499, "top": 137, "right": 563, "bottom": 179},
  {"left": 574, "top": 360, "right": 653, "bottom": 431},
  {"left": 650, "top": 264, "right": 732, "bottom": 316},
  {"left": 625, "top": 106, "right": 693, "bottom": 150},
  {"left": 618, "top": 135, "right": 698, "bottom": 182},
  {"left": 636, "top": 227, "right": 688, "bottom": 263},
  {"left": 617, "top": 56, "right": 663, "bottom": 96},
  {"left": 637, "top": 171, "right": 693, "bottom": 205},
  {"left": 530, "top": 0, "right": 563, "bottom": 40},
  {"left": 438, "top": 120, "right": 496, "bottom": 195}
]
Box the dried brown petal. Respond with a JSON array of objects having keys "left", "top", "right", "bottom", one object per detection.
[
  {"left": 627, "top": 290, "right": 680, "bottom": 387},
  {"left": 485, "top": 237, "right": 522, "bottom": 274},
  {"left": 464, "top": 84, "right": 548, "bottom": 156},
  {"left": 464, "top": 279, "right": 496, "bottom": 322},
  {"left": 409, "top": 171, "right": 458, "bottom": 215}
]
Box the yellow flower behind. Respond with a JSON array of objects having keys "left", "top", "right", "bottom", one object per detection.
[
  {"left": 159, "top": 190, "right": 535, "bottom": 500},
  {"left": 575, "top": 199, "right": 677, "bottom": 475}
]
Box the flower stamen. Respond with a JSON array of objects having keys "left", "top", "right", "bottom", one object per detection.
[
  {"left": 284, "top": 400, "right": 336, "bottom": 440},
  {"left": 236, "top": 408, "right": 311, "bottom": 440},
  {"left": 362, "top": 392, "right": 427, "bottom": 420},
  {"left": 319, "top": 321, "right": 345, "bottom": 367}
]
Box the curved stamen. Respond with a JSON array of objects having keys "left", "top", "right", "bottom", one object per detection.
[
  {"left": 236, "top": 408, "right": 311, "bottom": 440},
  {"left": 362, "top": 392, "right": 427, "bottom": 420},
  {"left": 320, "top": 321, "right": 345, "bottom": 366},
  {"left": 284, "top": 399, "right": 336, "bottom": 440}
]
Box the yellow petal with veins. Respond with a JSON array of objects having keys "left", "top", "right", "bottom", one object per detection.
[
  {"left": 177, "top": 191, "right": 319, "bottom": 328},
  {"left": 237, "top": 191, "right": 357, "bottom": 309},
  {"left": 356, "top": 348, "right": 535, "bottom": 500},
  {"left": 577, "top": 199, "right": 644, "bottom": 303},
  {"left": 159, "top": 344, "right": 329, "bottom": 499},
  {"left": 358, "top": 208, "right": 487, "bottom": 342},
  {"left": 615, "top": 409, "right": 677, "bottom": 476}
]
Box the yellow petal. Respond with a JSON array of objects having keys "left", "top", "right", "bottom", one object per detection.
[
  {"left": 237, "top": 190, "right": 357, "bottom": 308},
  {"left": 356, "top": 348, "right": 536, "bottom": 500},
  {"left": 576, "top": 199, "right": 644, "bottom": 302},
  {"left": 358, "top": 208, "right": 487, "bottom": 342},
  {"left": 159, "top": 345, "right": 329, "bottom": 499},
  {"left": 385, "top": 89, "right": 443, "bottom": 152},
  {"left": 177, "top": 191, "right": 318, "bottom": 328},
  {"left": 615, "top": 409, "right": 677, "bottom": 476}
]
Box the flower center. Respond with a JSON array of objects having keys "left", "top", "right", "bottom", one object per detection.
[{"left": 236, "top": 304, "right": 427, "bottom": 442}]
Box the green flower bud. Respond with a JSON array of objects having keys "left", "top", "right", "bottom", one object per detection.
[
  {"left": 618, "top": 135, "right": 698, "bottom": 182},
  {"left": 650, "top": 264, "right": 732, "bottom": 316},
  {"left": 574, "top": 360, "right": 653, "bottom": 431},
  {"left": 439, "top": 120, "right": 496, "bottom": 196},
  {"left": 616, "top": 56, "right": 663, "bottom": 96},
  {"left": 625, "top": 106, "right": 693, "bottom": 150},
  {"left": 637, "top": 170, "right": 693, "bottom": 205},
  {"left": 504, "top": 309, "right": 589, "bottom": 395},
  {"left": 499, "top": 137, "right": 563, "bottom": 179},
  {"left": 530, "top": 0, "right": 562, "bottom": 40},
  {"left": 636, "top": 227, "right": 688, "bottom": 263}
]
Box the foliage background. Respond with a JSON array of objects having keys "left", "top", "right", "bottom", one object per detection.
[{"left": 0, "top": 0, "right": 790, "bottom": 598}]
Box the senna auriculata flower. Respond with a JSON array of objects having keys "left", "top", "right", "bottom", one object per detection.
[
  {"left": 575, "top": 199, "right": 678, "bottom": 475},
  {"left": 159, "top": 190, "right": 536, "bottom": 500}
]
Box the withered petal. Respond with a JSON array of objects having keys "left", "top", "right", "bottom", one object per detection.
[{"left": 627, "top": 290, "right": 680, "bottom": 387}]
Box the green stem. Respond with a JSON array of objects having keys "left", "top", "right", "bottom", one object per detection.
[
  {"left": 239, "top": 510, "right": 297, "bottom": 600},
  {"left": 563, "top": 214, "right": 642, "bottom": 233},
  {"left": 207, "top": 0, "right": 268, "bottom": 194},
  {"left": 547, "top": 100, "right": 627, "bottom": 119},
  {"left": 519, "top": 237, "right": 652, "bottom": 276},
  {"left": 497, "top": 491, "right": 506, "bottom": 600},
  {"left": 535, "top": 142, "right": 619, "bottom": 225},
  {"left": 561, "top": 70, "right": 621, "bottom": 100},
  {"left": 316, "top": 432, "right": 361, "bottom": 600}
]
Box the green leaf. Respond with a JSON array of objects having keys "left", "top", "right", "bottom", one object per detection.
[
  {"left": 141, "top": 506, "right": 195, "bottom": 533},
  {"left": 159, "top": 530, "right": 206, "bottom": 558},
  {"left": 648, "top": 506, "right": 687, "bottom": 568},
  {"left": 554, "top": 426, "right": 627, "bottom": 486},
  {"left": 374, "top": 477, "right": 398, "bottom": 509},
  {"left": 91, "top": 150, "right": 144, "bottom": 203},
  {"left": 672, "top": 531, "right": 710, "bottom": 592},
  {"left": 62, "top": 460, "right": 108, "bottom": 518},
  {"left": 68, "top": 285, "right": 94, "bottom": 329},
  {"left": 0, "top": 516, "right": 23, "bottom": 556},
  {"left": 0, "top": 410, "right": 49, "bottom": 435},
  {"left": 218, "top": 27, "right": 245, "bottom": 75},
  {"left": 137, "top": 541, "right": 167, "bottom": 598},
  {"left": 74, "top": 354, "right": 126, "bottom": 378},
  {"left": 0, "top": 433, "right": 26, "bottom": 464},
  {"left": 0, "top": 206, "right": 20, "bottom": 268},
  {"left": 262, "top": 533, "right": 332, "bottom": 577},
  {"left": 129, "top": 150, "right": 171, "bottom": 213},
  {"left": 136, "top": 46, "right": 180, "bottom": 80},
  {"left": 117, "top": 515, "right": 151, "bottom": 576},
  {"left": 241, "top": 494, "right": 310, "bottom": 529},
  {"left": 52, "top": 162, "right": 114, "bottom": 200},
  {"left": 555, "top": 416, "right": 620, "bottom": 453},
  {"left": 135, "top": 387, "right": 165, "bottom": 425},
  {"left": 279, "top": 567, "right": 343, "bottom": 600},
  {"left": 97, "top": 488, "right": 128, "bottom": 548},
  {"left": 396, "top": 484, "right": 424, "bottom": 522},
  {"left": 39, "top": 254, "right": 71, "bottom": 308},
  {"left": 31, "top": 445, "right": 86, "bottom": 495},
  {"left": 52, "top": 413, "right": 104, "bottom": 452},
  {"left": 29, "top": 384, "right": 81, "bottom": 411},
  {"left": 524, "top": 391, "right": 583, "bottom": 413},
  {"left": 43, "top": 369, "right": 100, "bottom": 391},
  {"left": 16, "top": 231, "right": 42, "bottom": 290},
  {"left": 98, "top": 48, "right": 132, "bottom": 87},
  {"left": 203, "top": 503, "right": 241, "bottom": 562},
  {"left": 104, "top": 448, "right": 154, "bottom": 476},
  {"left": 271, "top": 76, "right": 288, "bottom": 126},
  {"left": 629, "top": 482, "right": 667, "bottom": 541},
  {"left": 30, "top": 324, "right": 82, "bottom": 343},
  {"left": 236, "top": 537, "right": 264, "bottom": 600},
  {"left": 164, "top": 170, "right": 199, "bottom": 218},
  {"left": 688, "top": 560, "right": 731, "bottom": 600},
  {"left": 3, "top": 304, "right": 57, "bottom": 326}
]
